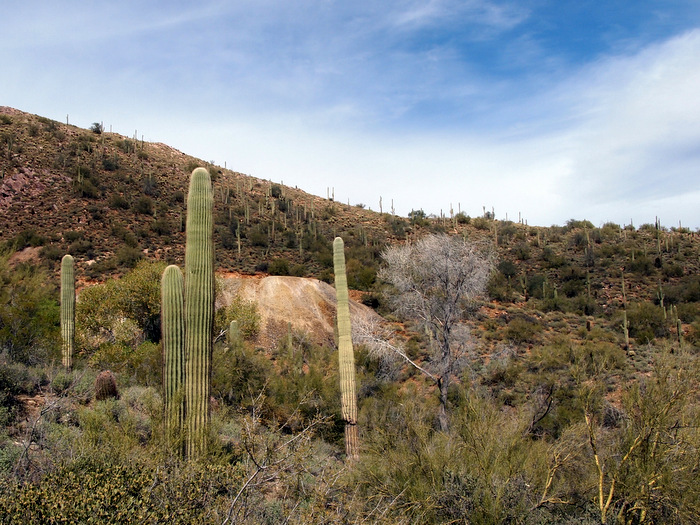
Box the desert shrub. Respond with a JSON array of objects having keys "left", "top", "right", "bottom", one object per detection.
[
  {"left": 172, "top": 189, "right": 185, "bottom": 203},
  {"left": 498, "top": 260, "right": 518, "bottom": 278},
  {"left": 39, "top": 244, "right": 63, "bottom": 262},
  {"left": 0, "top": 256, "right": 60, "bottom": 365},
  {"left": 77, "top": 261, "right": 166, "bottom": 354},
  {"left": 0, "top": 455, "right": 247, "bottom": 523},
  {"left": 346, "top": 258, "right": 377, "bottom": 291},
  {"left": 625, "top": 302, "right": 667, "bottom": 344},
  {"left": 215, "top": 296, "right": 260, "bottom": 340},
  {"left": 68, "top": 239, "right": 93, "bottom": 256},
  {"left": 511, "top": 242, "right": 531, "bottom": 260},
  {"left": 270, "top": 184, "right": 283, "bottom": 198},
  {"left": 266, "top": 338, "right": 342, "bottom": 439},
  {"left": 628, "top": 255, "right": 655, "bottom": 276},
  {"left": 248, "top": 224, "right": 269, "bottom": 247},
  {"left": 565, "top": 218, "right": 595, "bottom": 231},
  {"left": 662, "top": 263, "right": 684, "bottom": 278},
  {"left": 487, "top": 273, "right": 513, "bottom": 302},
  {"left": 0, "top": 357, "right": 45, "bottom": 426},
  {"left": 90, "top": 341, "right": 161, "bottom": 388},
  {"left": 2, "top": 230, "right": 47, "bottom": 252},
  {"left": 64, "top": 229, "right": 83, "bottom": 242},
  {"left": 289, "top": 264, "right": 306, "bottom": 277},
  {"left": 111, "top": 224, "right": 138, "bottom": 248},
  {"left": 133, "top": 196, "right": 154, "bottom": 215},
  {"left": 354, "top": 386, "right": 558, "bottom": 524},
  {"left": 151, "top": 217, "right": 171, "bottom": 236},
  {"left": 108, "top": 194, "right": 129, "bottom": 210},
  {"left": 212, "top": 344, "right": 272, "bottom": 408},
  {"left": 268, "top": 258, "right": 290, "bottom": 276},
  {"left": 408, "top": 209, "right": 429, "bottom": 226},
  {"left": 115, "top": 246, "right": 143, "bottom": 268},
  {"left": 101, "top": 156, "right": 118, "bottom": 171},
  {"left": 541, "top": 246, "right": 567, "bottom": 268},
  {"left": 455, "top": 212, "right": 470, "bottom": 224},
  {"left": 525, "top": 273, "right": 548, "bottom": 300},
  {"left": 472, "top": 217, "right": 490, "bottom": 230},
  {"left": 505, "top": 316, "right": 542, "bottom": 344}
]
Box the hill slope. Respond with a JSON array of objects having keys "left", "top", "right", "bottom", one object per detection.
[{"left": 2, "top": 106, "right": 700, "bottom": 354}]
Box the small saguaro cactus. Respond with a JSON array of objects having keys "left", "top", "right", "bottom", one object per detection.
[
  {"left": 227, "top": 320, "right": 240, "bottom": 350},
  {"left": 95, "top": 370, "right": 119, "bottom": 401},
  {"left": 162, "top": 264, "right": 185, "bottom": 447},
  {"left": 333, "top": 237, "right": 359, "bottom": 460},
  {"left": 184, "top": 167, "right": 214, "bottom": 458},
  {"left": 60, "top": 254, "right": 75, "bottom": 370}
]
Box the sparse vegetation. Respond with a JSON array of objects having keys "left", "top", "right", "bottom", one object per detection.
[{"left": 0, "top": 109, "right": 699, "bottom": 523}]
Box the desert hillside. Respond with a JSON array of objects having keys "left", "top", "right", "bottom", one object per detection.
[{"left": 0, "top": 107, "right": 699, "bottom": 524}]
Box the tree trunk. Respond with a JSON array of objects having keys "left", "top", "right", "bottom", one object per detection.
[{"left": 438, "top": 375, "right": 449, "bottom": 432}]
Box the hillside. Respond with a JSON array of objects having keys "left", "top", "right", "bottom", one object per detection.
[
  {"left": 1, "top": 107, "right": 700, "bottom": 523},
  {"left": 2, "top": 105, "right": 700, "bottom": 350},
  {"left": 2, "top": 105, "right": 700, "bottom": 352},
  {"left": 0, "top": 106, "right": 400, "bottom": 285}
]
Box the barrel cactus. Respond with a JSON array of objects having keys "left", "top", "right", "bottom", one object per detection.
[
  {"left": 95, "top": 370, "right": 119, "bottom": 401},
  {"left": 333, "top": 237, "right": 358, "bottom": 459}
]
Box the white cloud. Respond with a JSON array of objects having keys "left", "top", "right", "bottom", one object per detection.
[{"left": 2, "top": 3, "right": 699, "bottom": 228}]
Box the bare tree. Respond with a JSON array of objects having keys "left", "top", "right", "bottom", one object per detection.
[{"left": 379, "top": 234, "right": 493, "bottom": 432}]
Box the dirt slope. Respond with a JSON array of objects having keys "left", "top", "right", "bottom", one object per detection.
[{"left": 217, "top": 275, "right": 381, "bottom": 349}]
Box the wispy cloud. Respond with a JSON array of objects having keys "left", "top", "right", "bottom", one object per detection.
[{"left": 2, "top": 1, "right": 699, "bottom": 227}]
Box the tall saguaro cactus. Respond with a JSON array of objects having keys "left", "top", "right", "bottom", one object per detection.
[
  {"left": 60, "top": 254, "right": 75, "bottom": 370},
  {"left": 333, "top": 237, "right": 359, "bottom": 459},
  {"left": 162, "top": 264, "right": 185, "bottom": 449},
  {"left": 161, "top": 168, "right": 214, "bottom": 458},
  {"left": 184, "top": 167, "right": 214, "bottom": 458}
]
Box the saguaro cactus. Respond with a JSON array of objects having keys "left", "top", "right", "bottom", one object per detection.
[
  {"left": 60, "top": 254, "right": 75, "bottom": 369},
  {"left": 184, "top": 167, "right": 214, "bottom": 458},
  {"left": 162, "top": 264, "right": 185, "bottom": 448},
  {"left": 333, "top": 237, "right": 359, "bottom": 459}
]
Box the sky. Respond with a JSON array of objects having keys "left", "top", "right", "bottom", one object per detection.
[{"left": 2, "top": 1, "right": 700, "bottom": 228}]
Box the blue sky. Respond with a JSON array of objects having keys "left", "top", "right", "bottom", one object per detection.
[{"left": 3, "top": 1, "right": 700, "bottom": 228}]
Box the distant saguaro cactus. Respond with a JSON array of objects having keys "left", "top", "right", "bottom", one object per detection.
[
  {"left": 60, "top": 254, "right": 75, "bottom": 370},
  {"left": 333, "top": 237, "right": 358, "bottom": 459},
  {"left": 95, "top": 370, "right": 119, "bottom": 401},
  {"left": 184, "top": 167, "right": 214, "bottom": 458},
  {"left": 162, "top": 264, "right": 185, "bottom": 448}
]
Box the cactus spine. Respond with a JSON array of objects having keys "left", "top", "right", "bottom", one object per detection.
[
  {"left": 162, "top": 264, "right": 185, "bottom": 448},
  {"left": 333, "top": 237, "right": 358, "bottom": 459},
  {"left": 184, "top": 167, "right": 214, "bottom": 458},
  {"left": 60, "top": 254, "right": 75, "bottom": 369}
]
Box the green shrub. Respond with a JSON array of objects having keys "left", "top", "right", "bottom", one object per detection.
[
  {"left": 0, "top": 256, "right": 60, "bottom": 365},
  {"left": 102, "top": 157, "right": 118, "bottom": 171},
  {"left": 115, "top": 246, "right": 143, "bottom": 268},
  {"left": 215, "top": 296, "right": 260, "bottom": 340},
  {"left": 625, "top": 302, "right": 667, "bottom": 343},
  {"left": 108, "top": 194, "right": 129, "bottom": 210},
  {"left": 133, "top": 196, "right": 154, "bottom": 215},
  {"left": 628, "top": 255, "right": 655, "bottom": 276},
  {"left": 151, "top": 217, "right": 171, "bottom": 236},
  {"left": 505, "top": 316, "right": 542, "bottom": 344},
  {"left": 268, "top": 258, "right": 290, "bottom": 275}
]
